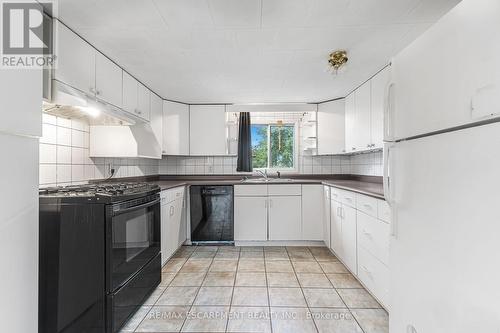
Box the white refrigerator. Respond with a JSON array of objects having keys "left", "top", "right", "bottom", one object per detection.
[{"left": 386, "top": 0, "right": 500, "bottom": 332}]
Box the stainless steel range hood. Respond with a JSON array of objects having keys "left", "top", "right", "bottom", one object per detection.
[{"left": 45, "top": 80, "right": 162, "bottom": 159}]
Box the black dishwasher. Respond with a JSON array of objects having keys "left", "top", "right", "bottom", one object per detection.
[{"left": 190, "top": 186, "right": 234, "bottom": 244}]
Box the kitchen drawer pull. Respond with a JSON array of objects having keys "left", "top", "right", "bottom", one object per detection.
[
  {"left": 345, "top": 197, "right": 353, "bottom": 201},
  {"left": 363, "top": 203, "right": 373, "bottom": 210},
  {"left": 362, "top": 229, "right": 372, "bottom": 237}
]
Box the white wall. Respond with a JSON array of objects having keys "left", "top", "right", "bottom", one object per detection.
[{"left": 0, "top": 73, "right": 41, "bottom": 332}]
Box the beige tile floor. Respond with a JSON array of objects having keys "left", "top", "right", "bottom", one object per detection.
[{"left": 120, "top": 246, "right": 388, "bottom": 333}]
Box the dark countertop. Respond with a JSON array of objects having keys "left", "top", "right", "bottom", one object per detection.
[
  {"left": 321, "top": 180, "right": 385, "bottom": 199},
  {"left": 149, "top": 175, "right": 384, "bottom": 200}
]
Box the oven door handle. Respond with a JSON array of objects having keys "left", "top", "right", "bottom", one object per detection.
[{"left": 112, "top": 198, "right": 160, "bottom": 216}]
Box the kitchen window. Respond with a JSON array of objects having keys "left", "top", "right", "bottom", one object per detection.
[{"left": 251, "top": 123, "right": 296, "bottom": 170}]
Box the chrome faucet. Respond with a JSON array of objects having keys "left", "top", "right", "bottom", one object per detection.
[{"left": 256, "top": 169, "right": 268, "bottom": 179}]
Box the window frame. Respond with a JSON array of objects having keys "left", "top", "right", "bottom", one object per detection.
[{"left": 251, "top": 121, "right": 299, "bottom": 172}]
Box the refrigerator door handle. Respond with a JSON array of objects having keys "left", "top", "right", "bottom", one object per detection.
[{"left": 384, "top": 82, "right": 396, "bottom": 142}]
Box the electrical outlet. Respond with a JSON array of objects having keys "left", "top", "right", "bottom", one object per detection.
[{"left": 107, "top": 163, "right": 114, "bottom": 176}]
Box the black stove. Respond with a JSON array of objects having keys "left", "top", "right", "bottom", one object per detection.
[
  {"left": 39, "top": 181, "right": 162, "bottom": 333},
  {"left": 39, "top": 182, "right": 160, "bottom": 203}
]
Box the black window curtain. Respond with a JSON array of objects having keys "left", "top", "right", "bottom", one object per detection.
[{"left": 236, "top": 112, "right": 252, "bottom": 172}]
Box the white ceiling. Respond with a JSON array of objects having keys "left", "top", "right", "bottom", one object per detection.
[{"left": 56, "top": 0, "right": 460, "bottom": 104}]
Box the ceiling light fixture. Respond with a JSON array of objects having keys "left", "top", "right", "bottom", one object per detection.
[{"left": 328, "top": 50, "right": 348, "bottom": 74}]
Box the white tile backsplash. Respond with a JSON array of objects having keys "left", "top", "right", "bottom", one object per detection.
[
  {"left": 39, "top": 115, "right": 159, "bottom": 187},
  {"left": 40, "top": 115, "right": 381, "bottom": 186},
  {"left": 56, "top": 126, "right": 71, "bottom": 146},
  {"left": 39, "top": 144, "right": 56, "bottom": 164},
  {"left": 56, "top": 145, "right": 72, "bottom": 164},
  {"left": 158, "top": 151, "right": 382, "bottom": 176}
]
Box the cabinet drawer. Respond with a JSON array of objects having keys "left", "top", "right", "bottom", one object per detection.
[
  {"left": 357, "top": 211, "right": 389, "bottom": 266},
  {"left": 356, "top": 194, "right": 378, "bottom": 218},
  {"left": 268, "top": 184, "right": 301, "bottom": 196},
  {"left": 357, "top": 247, "right": 389, "bottom": 308},
  {"left": 378, "top": 200, "right": 392, "bottom": 223},
  {"left": 337, "top": 189, "right": 356, "bottom": 207},
  {"left": 161, "top": 186, "right": 185, "bottom": 203},
  {"left": 234, "top": 185, "right": 267, "bottom": 196},
  {"left": 329, "top": 187, "right": 340, "bottom": 202}
]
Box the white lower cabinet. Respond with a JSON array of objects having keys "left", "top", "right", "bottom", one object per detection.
[
  {"left": 269, "top": 196, "right": 302, "bottom": 241},
  {"left": 161, "top": 187, "right": 186, "bottom": 265},
  {"left": 234, "top": 196, "right": 268, "bottom": 241},
  {"left": 302, "top": 185, "right": 324, "bottom": 241},
  {"left": 234, "top": 184, "right": 323, "bottom": 242},
  {"left": 322, "top": 186, "right": 331, "bottom": 247},
  {"left": 330, "top": 200, "right": 343, "bottom": 257},
  {"left": 330, "top": 198, "right": 357, "bottom": 274},
  {"left": 328, "top": 187, "right": 391, "bottom": 309},
  {"left": 357, "top": 211, "right": 390, "bottom": 266},
  {"left": 341, "top": 205, "right": 358, "bottom": 275},
  {"left": 358, "top": 246, "right": 390, "bottom": 308}
]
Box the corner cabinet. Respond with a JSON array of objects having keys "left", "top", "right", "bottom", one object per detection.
[
  {"left": 160, "top": 186, "right": 187, "bottom": 265},
  {"left": 162, "top": 101, "right": 190, "bottom": 155},
  {"left": 150, "top": 93, "right": 163, "bottom": 152},
  {"left": 189, "top": 105, "right": 227, "bottom": 155},
  {"left": 341, "top": 66, "right": 390, "bottom": 154},
  {"left": 317, "top": 99, "right": 346, "bottom": 155}
]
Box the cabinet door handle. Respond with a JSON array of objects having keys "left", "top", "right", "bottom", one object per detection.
[
  {"left": 89, "top": 87, "right": 96, "bottom": 94},
  {"left": 361, "top": 265, "right": 372, "bottom": 276},
  {"left": 95, "top": 90, "right": 101, "bottom": 96},
  {"left": 169, "top": 205, "right": 174, "bottom": 216}
]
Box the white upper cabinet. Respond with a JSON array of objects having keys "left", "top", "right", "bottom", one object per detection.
[
  {"left": 54, "top": 21, "right": 95, "bottom": 96},
  {"left": 122, "top": 71, "right": 138, "bottom": 115},
  {"left": 344, "top": 93, "right": 356, "bottom": 153},
  {"left": 354, "top": 81, "right": 372, "bottom": 151},
  {"left": 344, "top": 68, "right": 389, "bottom": 152},
  {"left": 95, "top": 52, "right": 122, "bottom": 107},
  {"left": 163, "top": 101, "right": 190, "bottom": 155},
  {"left": 150, "top": 93, "right": 163, "bottom": 151},
  {"left": 137, "top": 83, "right": 151, "bottom": 121},
  {"left": 189, "top": 105, "right": 227, "bottom": 155},
  {"left": 370, "top": 67, "right": 390, "bottom": 149},
  {"left": 122, "top": 71, "right": 150, "bottom": 121},
  {"left": 317, "top": 99, "right": 345, "bottom": 155}
]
